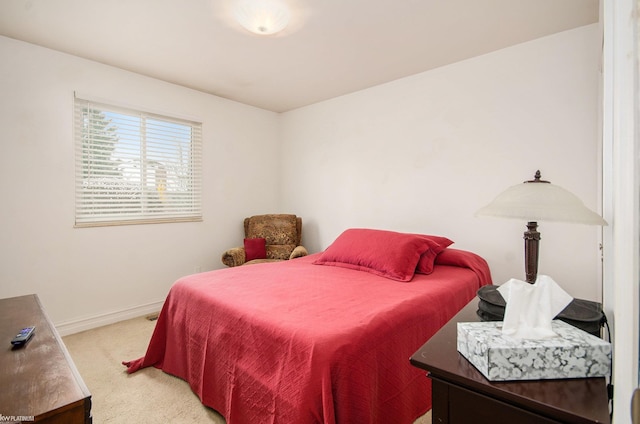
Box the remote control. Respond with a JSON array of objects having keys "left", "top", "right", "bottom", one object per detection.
[{"left": 11, "top": 326, "right": 35, "bottom": 346}]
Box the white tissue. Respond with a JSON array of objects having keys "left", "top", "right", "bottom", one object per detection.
[{"left": 496, "top": 275, "right": 573, "bottom": 339}]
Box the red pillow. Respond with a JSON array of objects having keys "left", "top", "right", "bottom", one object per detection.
[
  {"left": 244, "top": 238, "right": 267, "bottom": 261},
  {"left": 312, "top": 228, "right": 432, "bottom": 282},
  {"left": 435, "top": 248, "right": 493, "bottom": 286},
  {"left": 415, "top": 235, "right": 454, "bottom": 275}
]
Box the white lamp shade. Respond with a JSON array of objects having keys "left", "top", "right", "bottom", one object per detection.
[
  {"left": 476, "top": 179, "right": 607, "bottom": 226},
  {"left": 233, "top": 0, "right": 290, "bottom": 35}
]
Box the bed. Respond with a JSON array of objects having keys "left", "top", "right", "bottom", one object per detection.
[{"left": 124, "top": 229, "right": 492, "bottom": 424}]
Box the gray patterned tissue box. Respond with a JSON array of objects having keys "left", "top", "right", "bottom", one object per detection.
[{"left": 457, "top": 320, "right": 611, "bottom": 381}]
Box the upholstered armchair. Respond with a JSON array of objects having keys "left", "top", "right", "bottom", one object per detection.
[{"left": 221, "top": 214, "right": 308, "bottom": 267}]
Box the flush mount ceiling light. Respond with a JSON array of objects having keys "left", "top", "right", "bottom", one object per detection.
[{"left": 233, "top": 0, "right": 291, "bottom": 35}]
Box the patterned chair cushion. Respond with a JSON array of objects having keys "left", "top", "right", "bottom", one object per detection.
[{"left": 245, "top": 214, "right": 298, "bottom": 247}]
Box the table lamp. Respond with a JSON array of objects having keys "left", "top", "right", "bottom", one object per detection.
[{"left": 476, "top": 170, "right": 608, "bottom": 283}]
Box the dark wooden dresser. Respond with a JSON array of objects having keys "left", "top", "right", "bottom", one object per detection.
[
  {"left": 0, "top": 294, "right": 92, "bottom": 423},
  {"left": 410, "top": 298, "right": 610, "bottom": 424}
]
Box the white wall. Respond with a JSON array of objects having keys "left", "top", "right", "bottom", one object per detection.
[
  {"left": 281, "top": 24, "right": 603, "bottom": 301},
  {"left": 0, "top": 36, "right": 281, "bottom": 332},
  {"left": 0, "top": 23, "right": 603, "bottom": 331}
]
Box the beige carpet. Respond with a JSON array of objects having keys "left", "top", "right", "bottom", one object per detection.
[{"left": 63, "top": 315, "right": 432, "bottom": 424}]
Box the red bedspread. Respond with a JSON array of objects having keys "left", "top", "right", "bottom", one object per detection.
[{"left": 124, "top": 249, "right": 491, "bottom": 424}]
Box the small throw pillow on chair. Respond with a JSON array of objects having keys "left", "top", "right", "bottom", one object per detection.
[{"left": 244, "top": 238, "right": 267, "bottom": 261}]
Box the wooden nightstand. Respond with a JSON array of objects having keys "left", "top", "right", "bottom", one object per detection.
[{"left": 410, "top": 298, "right": 610, "bottom": 424}]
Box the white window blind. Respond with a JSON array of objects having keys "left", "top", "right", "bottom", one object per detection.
[{"left": 74, "top": 97, "right": 202, "bottom": 227}]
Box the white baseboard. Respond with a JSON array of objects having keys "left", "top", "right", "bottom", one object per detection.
[{"left": 56, "top": 300, "right": 164, "bottom": 336}]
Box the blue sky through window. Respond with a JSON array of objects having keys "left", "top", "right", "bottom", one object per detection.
[{"left": 104, "top": 111, "right": 193, "bottom": 194}]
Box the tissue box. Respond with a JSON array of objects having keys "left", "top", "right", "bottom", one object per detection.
[{"left": 457, "top": 320, "right": 611, "bottom": 381}]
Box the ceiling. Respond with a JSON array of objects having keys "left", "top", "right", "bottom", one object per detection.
[{"left": 0, "top": 0, "right": 599, "bottom": 113}]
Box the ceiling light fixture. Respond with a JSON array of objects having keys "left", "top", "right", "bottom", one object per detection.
[{"left": 233, "top": 0, "right": 291, "bottom": 35}]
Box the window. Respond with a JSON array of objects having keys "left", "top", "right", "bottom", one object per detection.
[{"left": 74, "top": 97, "right": 202, "bottom": 227}]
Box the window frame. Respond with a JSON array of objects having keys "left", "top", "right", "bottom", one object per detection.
[{"left": 74, "top": 96, "right": 203, "bottom": 227}]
